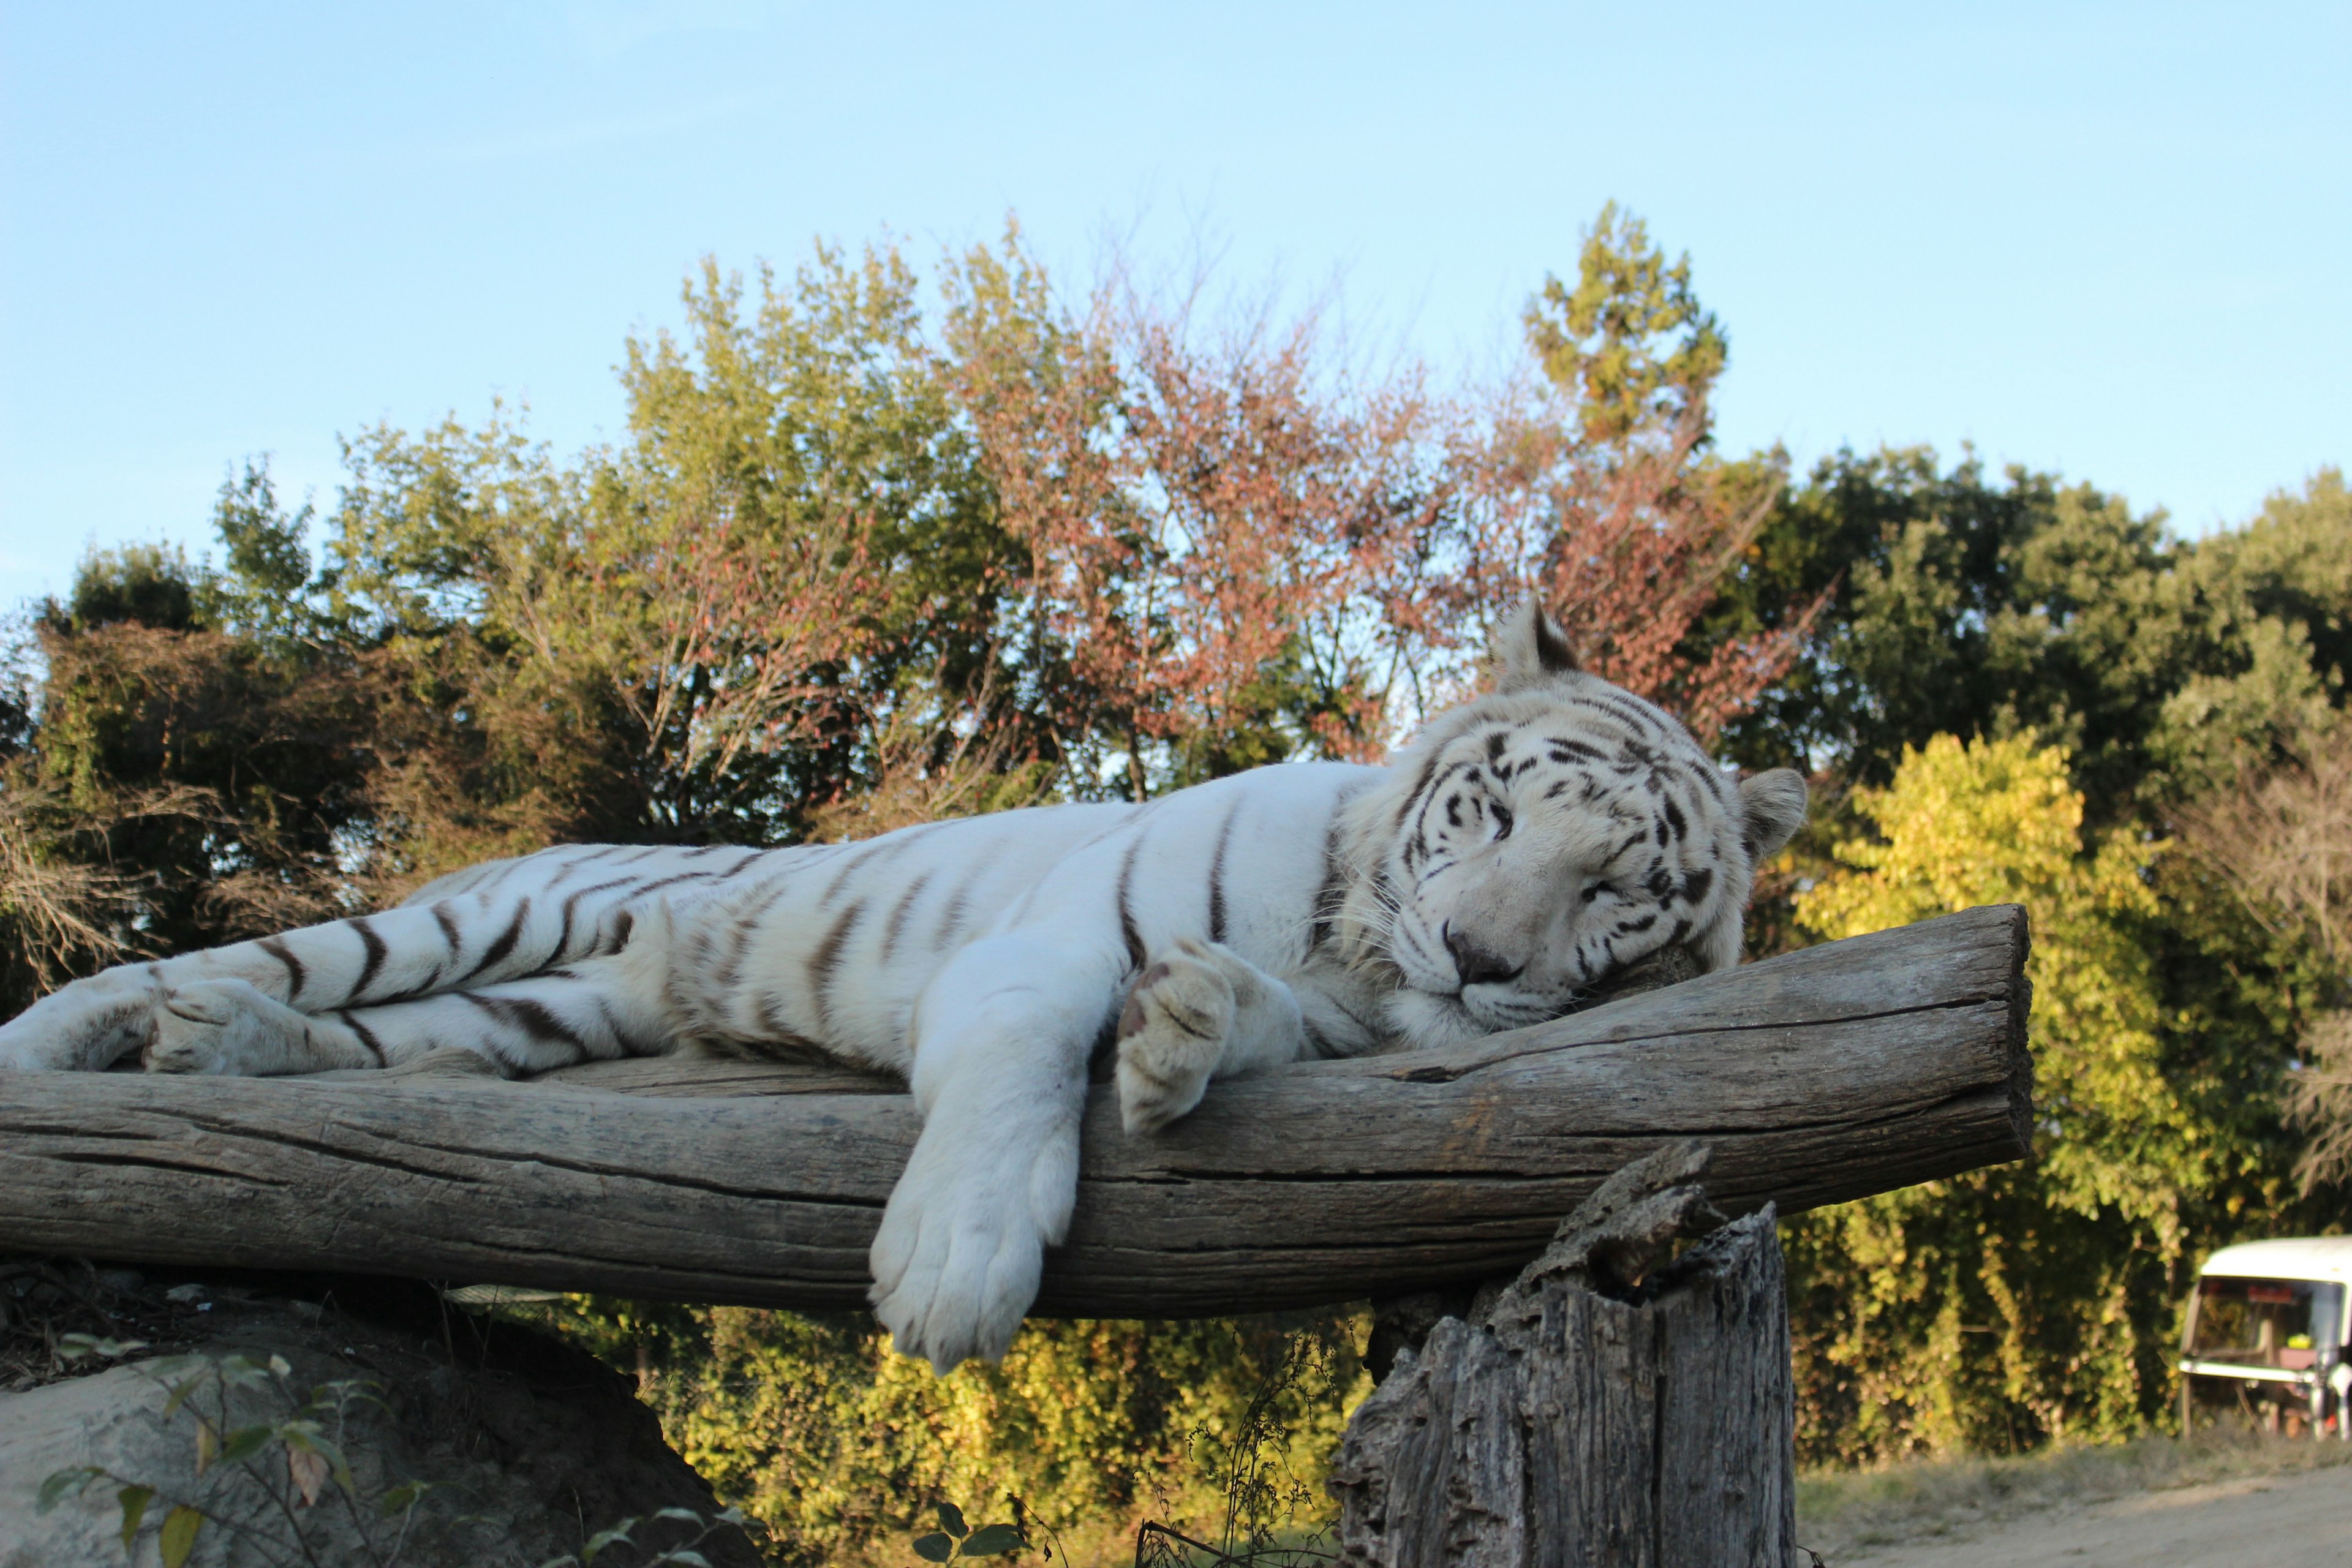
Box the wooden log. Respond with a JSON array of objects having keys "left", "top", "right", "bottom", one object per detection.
[
  {"left": 0, "top": 905, "right": 2030, "bottom": 1319},
  {"left": 1329, "top": 1143, "right": 1795, "bottom": 1567}
]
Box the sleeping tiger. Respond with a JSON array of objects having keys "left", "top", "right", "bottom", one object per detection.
[{"left": 0, "top": 602, "right": 1806, "bottom": 1371}]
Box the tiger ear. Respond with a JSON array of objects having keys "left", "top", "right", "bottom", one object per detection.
[
  {"left": 1492, "top": 598, "right": 1578, "bottom": 692},
  {"left": 1738, "top": 769, "right": 1809, "bottom": 862}
]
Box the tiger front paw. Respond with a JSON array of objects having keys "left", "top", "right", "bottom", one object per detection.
[
  {"left": 1115, "top": 940, "right": 1235, "bottom": 1134},
  {"left": 869, "top": 1110, "right": 1077, "bottom": 1374}
]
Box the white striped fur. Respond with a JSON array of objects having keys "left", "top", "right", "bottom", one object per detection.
[{"left": 0, "top": 603, "right": 1806, "bottom": 1370}]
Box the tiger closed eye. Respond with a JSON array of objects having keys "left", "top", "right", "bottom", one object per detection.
[{"left": 1580, "top": 882, "right": 1607, "bottom": 902}]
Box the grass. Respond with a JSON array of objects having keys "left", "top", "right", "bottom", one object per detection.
[{"left": 1795, "top": 1423, "right": 2352, "bottom": 1562}]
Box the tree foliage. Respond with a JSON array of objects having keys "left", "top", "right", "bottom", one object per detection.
[
  {"left": 1757, "top": 467, "right": 2352, "bottom": 1461},
  {"left": 511, "top": 1299, "right": 1365, "bottom": 1568},
  {"left": 1787, "top": 737, "right": 2185, "bottom": 1455},
  {"left": 1524, "top": 201, "right": 1727, "bottom": 448},
  {"left": 7, "top": 208, "right": 2350, "bottom": 1531}
]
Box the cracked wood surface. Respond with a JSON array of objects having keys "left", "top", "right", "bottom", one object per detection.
[
  {"left": 1331, "top": 1144, "right": 1796, "bottom": 1567},
  {"left": 0, "top": 906, "right": 2030, "bottom": 1317}
]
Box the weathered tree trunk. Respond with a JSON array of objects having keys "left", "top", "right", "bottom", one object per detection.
[
  {"left": 1329, "top": 1143, "right": 1793, "bottom": 1567},
  {"left": 0, "top": 905, "right": 2029, "bottom": 1318}
]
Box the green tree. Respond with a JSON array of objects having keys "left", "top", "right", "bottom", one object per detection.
[
  {"left": 1712, "top": 448, "right": 2233, "bottom": 808},
  {"left": 1523, "top": 201, "right": 1727, "bottom": 446},
  {"left": 20, "top": 538, "right": 375, "bottom": 959},
  {"left": 1788, "top": 735, "right": 2204, "bottom": 1455}
]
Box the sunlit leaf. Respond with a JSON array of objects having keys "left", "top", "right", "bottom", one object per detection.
[{"left": 158, "top": 1506, "right": 204, "bottom": 1568}]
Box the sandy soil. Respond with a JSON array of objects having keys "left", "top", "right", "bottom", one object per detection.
[{"left": 1830, "top": 1461, "right": 2352, "bottom": 1567}]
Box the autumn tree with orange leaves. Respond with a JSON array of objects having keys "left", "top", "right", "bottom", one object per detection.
[{"left": 936, "top": 210, "right": 1811, "bottom": 802}]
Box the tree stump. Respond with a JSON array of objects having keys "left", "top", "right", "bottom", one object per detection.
[{"left": 1329, "top": 1142, "right": 1793, "bottom": 1567}]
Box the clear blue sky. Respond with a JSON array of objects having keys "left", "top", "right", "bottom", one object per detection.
[{"left": 2, "top": 2, "right": 2345, "bottom": 611}]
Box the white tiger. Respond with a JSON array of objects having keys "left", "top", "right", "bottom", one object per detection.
[{"left": 0, "top": 604, "right": 1806, "bottom": 1371}]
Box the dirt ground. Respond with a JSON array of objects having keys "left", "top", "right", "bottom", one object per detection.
[{"left": 1830, "top": 1461, "right": 2352, "bottom": 1567}]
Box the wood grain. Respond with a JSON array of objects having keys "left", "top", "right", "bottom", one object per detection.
[
  {"left": 0, "top": 905, "right": 2030, "bottom": 1318},
  {"left": 1329, "top": 1143, "right": 1795, "bottom": 1567}
]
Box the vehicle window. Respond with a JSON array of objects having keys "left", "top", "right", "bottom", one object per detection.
[{"left": 2189, "top": 1278, "right": 2345, "bottom": 1368}]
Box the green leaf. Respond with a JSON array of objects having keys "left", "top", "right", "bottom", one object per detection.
[
  {"left": 268, "top": 1354, "right": 293, "bottom": 1377},
  {"left": 652, "top": 1506, "right": 707, "bottom": 1523},
  {"left": 58, "top": 1332, "right": 147, "bottom": 1361},
  {"left": 216, "top": 1355, "right": 273, "bottom": 1390},
  {"left": 654, "top": 1553, "right": 712, "bottom": 1568},
  {"left": 380, "top": 1480, "right": 432, "bottom": 1516},
  {"left": 913, "top": 1531, "right": 956, "bottom": 1562},
  {"left": 158, "top": 1505, "right": 204, "bottom": 1568},
  {"left": 159, "top": 1374, "right": 208, "bottom": 1420},
  {"left": 118, "top": 1485, "right": 154, "bottom": 1550},
  {"left": 582, "top": 1522, "right": 638, "bottom": 1563},
  {"left": 960, "top": 1523, "right": 1026, "bottom": 1556},
  {"left": 937, "top": 1502, "right": 969, "bottom": 1537},
  {"left": 36, "top": 1466, "right": 104, "bottom": 1512},
  {"left": 217, "top": 1423, "right": 273, "bottom": 1465}
]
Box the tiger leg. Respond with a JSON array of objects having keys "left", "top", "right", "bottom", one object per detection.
[
  {"left": 0, "top": 867, "right": 650, "bottom": 1074},
  {"left": 1113, "top": 938, "right": 1305, "bottom": 1134},
  {"left": 869, "top": 930, "right": 1128, "bottom": 1373},
  {"left": 145, "top": 906, "right": 680, "bottom": 1077}
]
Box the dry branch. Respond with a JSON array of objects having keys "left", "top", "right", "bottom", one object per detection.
[{"left": 0, "top": 907, "right": 2029, "bottom": 1318}]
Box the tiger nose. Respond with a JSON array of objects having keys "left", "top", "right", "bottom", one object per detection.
[{"left": 1444, "top": 924, "right": 1523, "bottom": 988}]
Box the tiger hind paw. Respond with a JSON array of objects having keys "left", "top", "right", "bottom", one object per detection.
[
  {"left": 148, "top": 979, "right": 317, "bottom": 1076},
  {"left": 0, "top": 970, "right": 161, "bottom": 1071}
]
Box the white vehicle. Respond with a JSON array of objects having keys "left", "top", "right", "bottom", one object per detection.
[{"left": 2180, "top": 1237, "right": 2352, "bottom": 1439}]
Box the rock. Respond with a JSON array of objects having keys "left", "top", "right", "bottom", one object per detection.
[{"left": 0, "top": 1261, "right": 760, "bottom": 1568}]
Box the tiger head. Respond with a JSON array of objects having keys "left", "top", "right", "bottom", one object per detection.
[{"left": 1338, "top": 600, "right": 1808, "bottom": 1050}]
